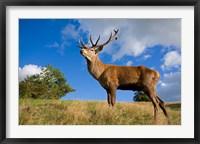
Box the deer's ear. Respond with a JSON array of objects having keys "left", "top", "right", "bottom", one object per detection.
[{"left": 95, "top": 46, "right": 103, "bottom": 54}]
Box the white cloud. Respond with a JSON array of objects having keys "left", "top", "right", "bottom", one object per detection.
[
  {"left": 59, "top": 24, "right": 81, "bottom": 55},
  {"left": 161, "top": 51, "right": 181, "bottom": 70},
  {"left": 46, "top": 42, "right": 59, "bottom": 48},
  {"left": 19, "top": 64, "right": 44, "bottom": 81},
  {"left": 157, "top": 72, "right": 181, "bottom": 102},
  {"left": 143, "top": 55, "right": 151, "bottom": 60},
  {"left": 126, "top": 60, "right": 133, "bottom": 66},
  {"left": 50, "top": 19, "right": 181, "bottom": 59},
  {"left": 61, "top": 24, "right": 79, "bottom": 40},
  {"left": 50, "top": 24, "right": 83, "bottom": 55},
  {"left": 78, "top": 19, "right": 181, "bottom": 61}
]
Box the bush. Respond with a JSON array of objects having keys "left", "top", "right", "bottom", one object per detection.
[
  {"left": 19, "top": 65, "right": 75, "bottom": 99},
  {"left": 133, "top": 91, "right": 151, "bottom": 102}
]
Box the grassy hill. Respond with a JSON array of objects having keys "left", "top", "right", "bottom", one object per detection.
[{"left": 19, "top": 99, "right": 181, "bottom": 125}]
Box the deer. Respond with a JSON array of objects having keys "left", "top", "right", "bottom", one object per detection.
[{"left": 78, "top": 29, "right": 170, "bottom": 123}]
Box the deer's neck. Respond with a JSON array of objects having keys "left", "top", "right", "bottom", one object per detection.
[{"left": 86, "top": 56, "right": 106, "bottom": 80}]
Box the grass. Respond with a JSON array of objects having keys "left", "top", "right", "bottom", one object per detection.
[{"left": 19, "top": 99, "right": 181, "bottom": 125}]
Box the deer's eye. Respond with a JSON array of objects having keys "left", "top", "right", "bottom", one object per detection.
[{"left": 91, "top": 49, "right": 94, "bottom": 51}]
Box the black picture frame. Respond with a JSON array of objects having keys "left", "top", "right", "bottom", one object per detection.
[{"left": 0, "top": 0, "right": 199, "bottom": 144}]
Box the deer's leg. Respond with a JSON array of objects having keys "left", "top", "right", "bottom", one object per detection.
[
  {"left": 151, "top": 96, "right": 159, "bottom": 122},
  {"left": 144, "top": 87, "right": 159, "bottom": 123},
  {"left": 106, "top": 90, "right": 112, "bottom": 107},
  {"left": 107, "top": 87, "right": 116, "bottom": 108},
  {"left": 111, "top": 89, "right": 116, "bottom": 107},
  {"left": 156, "top": 96, "right": 171, "bottom": 124}
]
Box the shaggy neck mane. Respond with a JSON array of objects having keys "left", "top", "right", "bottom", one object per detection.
[{"left": 86, "top": 56, "right": 106, "bottom": 80}]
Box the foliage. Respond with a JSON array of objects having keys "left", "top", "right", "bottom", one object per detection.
[
  {"left": 133, "top": 91, "right": 151, "bottom": 102},
  {"left": 19, "top": 65, "right": 75, "bottom": 99},
  {"left": 19, "top": 99, "right": 181, "bottom": 125}
]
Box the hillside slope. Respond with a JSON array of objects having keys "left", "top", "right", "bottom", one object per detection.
[{"left": 19, "top": 99, "right": 181, "bottom": 125}]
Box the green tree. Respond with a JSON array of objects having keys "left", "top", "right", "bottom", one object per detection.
[
  {"left": 19, "top": 65, "right": 75, "bottom": 99},
  {"left": 133, "top": 91, "right": 151, "bottom": 102}
]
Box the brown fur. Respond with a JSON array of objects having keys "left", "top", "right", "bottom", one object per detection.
[{"left": 79, "top": 31, "right": 170, "bottom": 123}]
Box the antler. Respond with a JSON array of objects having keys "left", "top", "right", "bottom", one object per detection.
[
  {"left": 77, "top": 29, "right": 119, "bottom": 49},
  {"left": 90, "top": 35, "right": 100, "bottom": 47},
  {"left": 90, "top": 29, "right": 119, "bottom": 49},
  {"left": 77, "top": 39, "right": 90, "bottom": 48}
]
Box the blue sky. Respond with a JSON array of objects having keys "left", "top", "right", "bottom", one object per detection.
[{"left": 19, "top": 19, "right": 181, "bottom": 102}]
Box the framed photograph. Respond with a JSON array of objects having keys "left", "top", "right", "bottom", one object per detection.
[{"left": 0, "top": 0, "right": 199, "bottom": 143}]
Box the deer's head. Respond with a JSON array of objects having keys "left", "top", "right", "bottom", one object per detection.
[{"left": 78, "top": 29, "right": 119, "bottom": 61}]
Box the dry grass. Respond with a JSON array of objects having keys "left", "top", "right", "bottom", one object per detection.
[{"left": 19, "top": 99, "right": 181, "bottom": 125}]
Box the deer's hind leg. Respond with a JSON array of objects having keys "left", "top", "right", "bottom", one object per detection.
[
  {"left": 151, "top": 95, "right": 159, "bottom": 123},
  {"left": 156, "top": 96, "right": 171, "bottom": 124},
  {"left": 143, "top": 86, "right": 159, "bottom": 123}
]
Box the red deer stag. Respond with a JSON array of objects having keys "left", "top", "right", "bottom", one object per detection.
[{"left": 78, "top": 29, "right": 170, "bottom": 123}]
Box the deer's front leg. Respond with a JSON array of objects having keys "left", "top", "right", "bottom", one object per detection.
[
  {"left": 106, "top": 90, "right": 112, "bottom": 107},
  {"left": 107, "top": 87, "right": 116, "bottom": 108},
  {"left": 111, "top": 89, "right": 116, "bottom": 107}
]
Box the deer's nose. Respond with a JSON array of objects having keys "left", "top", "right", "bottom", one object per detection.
[{"left": 80, "top": 49, "right": 84, "bottom": 54}]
